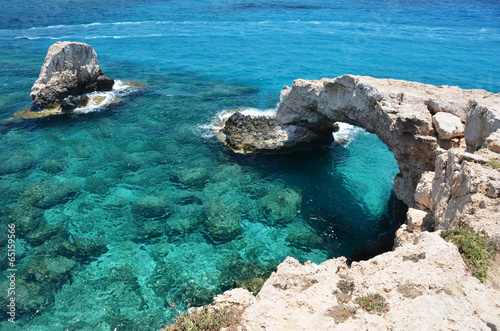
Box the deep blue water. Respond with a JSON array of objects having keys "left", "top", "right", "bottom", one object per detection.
[{"left": 0, "top": 0, "right": 499, "bottom": 329}]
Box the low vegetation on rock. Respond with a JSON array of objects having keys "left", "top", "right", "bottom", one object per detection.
[
  {"left": 355, "top": 293, "right": 388, "bottom": 315},
  {"left": 326, "top": 304, "right": 357, "bottom": 323},
  {"left": 440, "top": 229, "right": 497, "bottom": 282},
  {"left": 335, "top": 277, "right": 355, "bottom": 304},
  {"left": 485, "top": 158, "right": 500, "bottom": 169},
  {"left": 161, "top": 305, "right": 241, "bottom": 331}
]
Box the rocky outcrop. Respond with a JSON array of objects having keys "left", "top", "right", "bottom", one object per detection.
[
  {"left": 432, "top": 112, "right": 464, "bottom": 140},
  {"left": 30, "top": 41, "right": 114, "bottom": 110},
  {"left": 212, "top": 232, "right": 500, "bottom": 330}
]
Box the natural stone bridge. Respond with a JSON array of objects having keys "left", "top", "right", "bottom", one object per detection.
[{"left": 222, "top": 75, "right": 500, "bottom": 210}]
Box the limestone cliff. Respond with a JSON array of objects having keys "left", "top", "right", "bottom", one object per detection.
[{"left": 210, "top": 75, "right": 500, "bottom": 330}]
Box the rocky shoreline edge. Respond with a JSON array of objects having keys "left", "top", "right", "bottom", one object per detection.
[{"left": 184, "top": 75, "right": 500, "bottom": 330}]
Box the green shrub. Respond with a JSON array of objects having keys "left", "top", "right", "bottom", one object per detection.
[
  {"left": 440, "top": 228, "right": 496, "bottom": 282},
  {"left": 161, "top": 306, "right": 240, "bottom": 331},
  {"left": 355, "top": 293, "right": 388, "bottom": 315},
  {"left": 485, "top": 158, "right": 500, "bottom": 169},
  {"left": 337, "top": 278, "right": 355, "bottom": 294}
]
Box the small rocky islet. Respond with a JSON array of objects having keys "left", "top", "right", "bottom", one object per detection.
[{"left": 2, "top": 41, "right": 143, "bottom": 124}]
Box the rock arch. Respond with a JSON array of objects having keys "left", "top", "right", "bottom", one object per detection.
[{"left": 276, "top": 75, "right": 499, "bottom": 207}]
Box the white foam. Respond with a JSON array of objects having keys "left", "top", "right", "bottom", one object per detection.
[
  {"left": 112, "top": 80, "right": 129, "bottom": 91},
  {"left": 72, "top": 80, "right": 138, "bottom": 114},
  {"left": 73, "top": 92, "right": 116, "bottom": 114},
  {"left": 333, "top": 122, "right": 365, "bottom": 146}
]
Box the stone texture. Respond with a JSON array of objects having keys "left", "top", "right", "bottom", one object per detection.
[
  {"left": 220, "top": 111, "right": 334, "bottom": 153},
  {"left": 485, "top": 129, "right": 500, "bottom": 153},
  {"left": 464, "top": 98, "right": 500, "bottom": 152},
  {"left": 414, "top": 171, "right": 435, "bottom": 210},
  {"left": 432, "top": 112, "right": 464, "bottom": 140},
  {"left": 406, "top": 208, "right": 429, "bottom": 233},
  {"left": 431, "top": 149, "right": 500, "bottom": 238},
  {"left": 213, "top": 233, "right": 500, "bottom": 330},
  {"left": 30, "top": 41, "right": 114, "bottom": 109},
  {"left": 393, "top": 224, "right": 414, "bottom": 249}
]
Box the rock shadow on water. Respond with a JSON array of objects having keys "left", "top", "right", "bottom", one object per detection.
[{"left": 223, "top": 146, "right": 401, "bottom": 260}]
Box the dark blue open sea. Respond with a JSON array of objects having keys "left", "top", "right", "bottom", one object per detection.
[{"left": 0, "top": 0, "right": 499, "bottom": 329}]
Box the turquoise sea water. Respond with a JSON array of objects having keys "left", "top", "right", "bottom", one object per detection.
[{"left": 0, "top": 0, "right": 499, "bottom": 329}]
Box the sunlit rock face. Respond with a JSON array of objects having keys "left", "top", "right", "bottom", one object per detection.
[
  {"left": 274, "top": 75, "right": 498, "bottom": 206},
  {"left": 30, "top": 41, "right": 114, "bottom": 110}
]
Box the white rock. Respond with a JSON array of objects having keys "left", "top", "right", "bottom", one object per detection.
[
  {"left": 465, "top": 98, "right": 500, "bottom": 152},
  {"left": 485, "top": 129, "right": 500, "bottom": 153},
  {"left": 30, "top": 41, "right": 113, "bottom": 109},
  {"left": 414, "top": 171, "right": 435, "bottom": 210},
  {"left": 406, "top": 208, "right": 429, "bottom": 233},
  {"left": 432, "top": 112, "right": 464, "bottom": 139}
]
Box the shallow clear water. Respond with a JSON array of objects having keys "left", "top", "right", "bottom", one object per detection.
[{"left": 0, "top": 0, "right": 499, "bottom": 329}]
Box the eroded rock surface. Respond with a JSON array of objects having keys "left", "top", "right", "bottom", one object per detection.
[
  {"left": 220, "top": 111, "right": 334, "bottom": 153},
  {"left": 210, "top": 233, "right": 499, "bottom": 330},
  {"left": 30, "top": 41, "right": 114, "bottom": 110}
]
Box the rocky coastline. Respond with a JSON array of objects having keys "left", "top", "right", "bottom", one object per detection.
[{"left": 207, "top": 75, "right": 500, "bottom": 330}]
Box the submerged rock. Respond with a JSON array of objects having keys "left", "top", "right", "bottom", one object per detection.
[
  {"left": 41, "top": 159, "right": 66, "bottom": 174},
  {"left": 132, "top": 195, "right": 171, "bottom": 220},
  {"left": 165, "top": 203, "right": 205, "bottom": 235},
  {"left": 285, "top": 227, "right": 323, "bottom": 250},
  {"left": 21, "top": 180, "right": 79, "bottom": 209},
  {"left": 233, "top": 277, "right": 267, "bottom": 295},
  {"left": 24, "top": 225, "right": 67, "bottom": 247},
  {"left": 260, "top": 188, "right": 302, "bottom": 225},
  {"left": 30, "top": 41, "right": 114, "bottom": 110},
  {"left": 60, "top": 237, "right": 109, "bottom": 260},
  {"left": 25, "top": 256, "right": 77, "bottom": 284},
  {"left": 4, "top": 203, "right": 46, "bottom": 236},
  {"left": 0, "top": 279, "right": 54, "bottom": 317},
  {"left": 204, "top": 198, "right": 242, "bottom": 242}
]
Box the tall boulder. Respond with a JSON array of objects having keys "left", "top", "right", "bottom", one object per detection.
[{"left": 30, "top": 41, "right": 114, "bottom": 110}]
